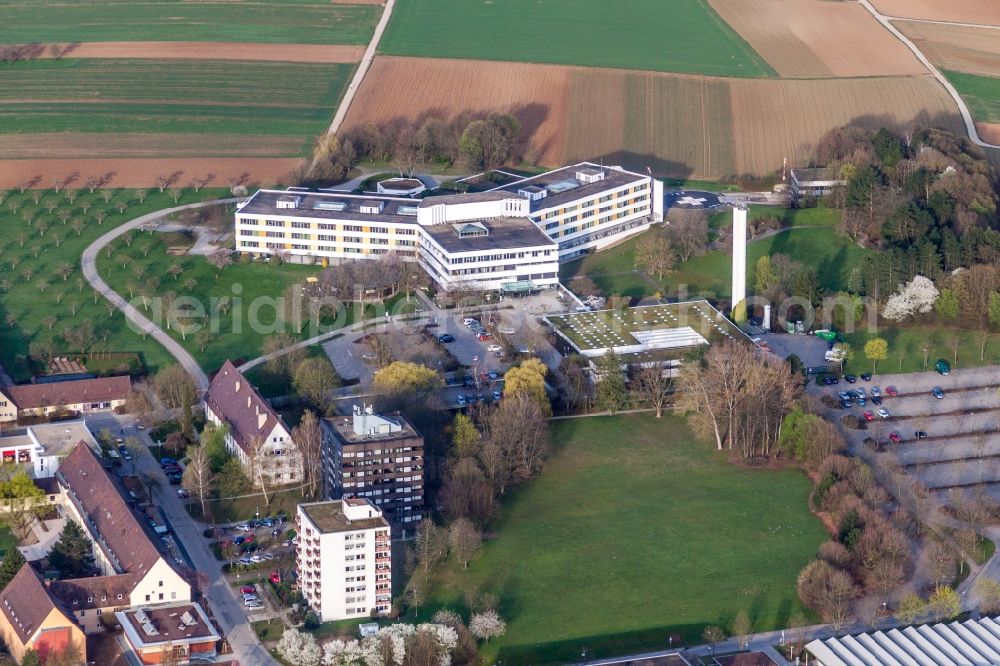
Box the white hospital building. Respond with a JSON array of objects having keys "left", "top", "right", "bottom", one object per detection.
[{"left": 235, "top": 163, "right": 663, "bottom": 291}]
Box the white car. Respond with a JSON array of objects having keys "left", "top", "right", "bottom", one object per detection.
[
  {"left": 235, "top": 523, "right": 252, "bottom": 532},
  {"left": 876, "top": 408, "right": 890, "bottom": 419},
  {"left": 243, "top": 594, "right": 259, "bottom": 603},
  {"left": 487, "top": 344, "right": 502, "bottom": 353},
  {"left": 245, "top": 600, "right": 264, "bottom": 610},
  {"left": 250, "top": 555, "right": 264, "bottom": 563}
]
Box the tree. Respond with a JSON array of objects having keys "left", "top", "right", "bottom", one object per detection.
[
  {"left": 413, "top": 520, "right": 448, "bottom": 574},
  {"left": 451, "top": 413, "right": 481, "bottom": 458},
  {"left": 864, "top": 337, "right": 888, "bottom": 374},
  {"left": 882, "top": 275, "right": 939, "bottom": 322},
  {"left": 246, "top": 435, "right": 272, "bottom": 504},
  {"left": 501, "top": 357, "right": 550, "bottom": 415},
  {"left": 731, "top": 610, "right": 752, "bottom": 650},
  {"left": 936, "top": 288, "right": 959, "bottom": 320},
  {"left": 277, "top": 627, "right": 321, "bottom": 666},
  {"left": 153, "top": 365, "right": 197, "bottom": 410},
  {"left": 796, "top": 559, "right": 858, "bottom": 628},
  {"left": 469, "top": 610, "right": 506, "bottom": 642},
  {"left": 0, "top": 471, "right": 48, "bottom": 539},
  {"left": 292, "top": 410, "right": 323, "bottom": 499},
  {"left": 635, "top": 232, "right": 675, "bottom": 280},
  {"left": 262, "top": 332, "right": 306, "bottom": 383},
  {"left": 632, "top": 366, "right": 670, "bottom": 417},
  {"left": 21, "top": 649, "right": 40, "bottom": 666},
  {"left": 182, "top": 446, "right": 215, "bottom": 518},
  {"left": 701, "top": 625, "right": 726, "bottom": 651},
  {"left": 373, "top": 361, "right": 442, "bottom": 397},
  {"left": 928, "top": 585, "right": 961, "bottom": 621},
  {"left": 896, "top": 592, "right": 925, "bottom": 624},
  {"left": 754, "top": 255, "right": 779, "bottom": 295},
  {"left": 217, "top": 457, "right": 250, "bottom": 499},
  {"left": 595, "top": 349, "right": 627, "bottom": 415},
  {"left": 666, "top": 209, "right": 708, "bottom": 261},
  {"left": 0, "top": 548, "right": 25, "bottom": 591},
  {"left": 202, "top": 423, "right": 231, "bottom": 472},
  {"left": 448, "top": 518, "right": 481, "bottom": 569},
  {"left": 975, "top": 577, "right": 1000, "bottom": 614},
  {"left": 48, "top": 519, "right": 92, "bottom": 578},
  {"left": 293, "top": 357, "right": 339, "bottom": 410},
  {"left": 480, "top": 394, "right": 549, "bottom": 493}
]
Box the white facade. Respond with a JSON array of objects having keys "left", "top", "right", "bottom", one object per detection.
[
  {"left": 731, "top": 206, "right": 747, "bottom": 318},
  {"left": 297, "top": 500, "right": 392, "bottom": 622}
]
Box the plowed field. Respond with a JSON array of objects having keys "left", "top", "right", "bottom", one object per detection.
[
  {"left": 709, "top": 0, "right": 926, "bottom": 78},
  {"left": 31, "top": 41, "right": 364, "bottom": 63},
  {"left": 896, "top": 21, "right": 1000, "bottom": 77},
  {"left": 871, "top": 0, "right": 1000, "bottom": 25}
]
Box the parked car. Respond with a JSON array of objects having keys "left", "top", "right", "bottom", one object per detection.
[
  {"left": 246, "top": 601, "right": 264, "bottom": 611},
  {"left": 456, "top": 395, "right": 466, "bottom": 405},
  {"left": 487, "top": 344, "right": 502, "bottom": 353},
  {"left": 477, "top": 333, "right": 492, "bottom": 342},
  {"left": 839, "top": 400, "right": 851, "bottom": 409},
  {"left": 462, "top": 317, "right": 478, "bottom": 326},
  {"left": 235, "top": 523, "right": 252, "bottom": 532},
  {"left": 860, "top": 373, "right": 872, "bottom": 381},
  {"left": 272, "top": 528, "right": 281, "bottom": 537},
  {"left": 160, "top": 458, "right": 176, "bottom": 466},
  {"left": 438, "top": 334, "right": 455, "bottom": 343},
  {"left": 871, "top": 395, "right": 883, "bottom": 405},
  {"left": 244, "top": 534, "right": 255, "bottom": 543},
  {"left": 250, "top": 555, "right": 264, "bottom": 564},
  {"left": 233, "top": 536, "right": 246, "bottom": 545},
  {"left": 915, "top": 431, "right": 928, "bottom": 439},
  {"left": 885, "top": 386, "right": 898, "bottom": 397},
  {"left": 488, "top": 370, "right": 501, "bottom": 380},
  {"left": 168, "top": 473, "right": 182, "bottom": 485},
  {"left": 822, "top": 376, "right": 836, "bottom": 385},
  {"left": 871, "top": 387, "right": 881, "bottom": 398},
  {"left": 176, "top": 489, "right": 189, "bottom": 499},
  {"left": 262, "top": 553, "right": 275, "bottom": 561},
  {"left": 855, "top": 388, "right": 866, "bottom": 399},
  {"left": 238, "top": 557, "right": 252, "bottom": 566},
  {"left": 857, "top": 397, "right": 866, "bottom": 407},
  {"left": 240, "top": 585, "right": 256, "bottom": 595},
  {"left": 931, "top": 386, "right": 945, "bottom": 399},
  {"left": 876, "top": 408, "right": 890, "bottom": 419},
  {"left": 269, "top": 572, "right": 281, "bottom": 584},
  {"left": 888, "top": 432, "right": 902, "bottom": 443},
  {"left": 492, "top": 390, "right": 502, "bottom": 401},
  {"left": 845, "top": 374, "right": 857, "bottom": 383},
  {"left": 936, "top": 359, "right": 951, "bottom": 375},
  {"left": 863, "top": 410, "right": 875, "bottom": 421},
  {"left": 261, "top": 519, "right": 274, "bottom": 528},
  {"left": 243, "top": 593, "right": 259, "bottom": 602}
]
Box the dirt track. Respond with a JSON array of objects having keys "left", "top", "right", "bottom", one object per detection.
[
  {"left": 870, "top": 0, "right": 1000, "bottom": 25},
  {"left": 0, "top": 157, "right": 298, "bottom": 189},
  {"left": 895, "top": 21, "right": 1000, "bottom": 77},
  {"left": 36, "top": 41, "right": 363, "bottom": 63},
  {"left": 709, "top": 0, "right": 927, "bottom": 77}
]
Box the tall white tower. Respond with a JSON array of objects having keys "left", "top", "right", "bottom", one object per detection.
[{"left": 731, "top": 206, "right": 747, "bottom": 322}]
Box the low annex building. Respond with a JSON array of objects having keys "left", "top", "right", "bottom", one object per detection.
[
  {"left": 204, "top": 360, "right": 303, "bottom": 488},
  {"left": 0, "top": 375, "right": 131, "bottom": 423},
  {"left": 116, "top": 603, "right": 220, "bottom": 665},
  {"left": 322, "top": 405, "right": 424, "bottom": 532},
  {"left": 234, "top": 162, "right": 662, "bottom": 292},
  {"left": 297, "top": 499, "right": 392, "bottom": 622},
  {"left": 0, "top": 564, "right": 86, "bottom": 664},
  {"left": 0, "top": 420, "right": 97, "bottom": 478},
  {"left": 790, "top": 167, "right": 847, "bottom": 199}
]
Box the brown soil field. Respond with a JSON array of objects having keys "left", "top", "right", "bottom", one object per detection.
[
  {"left": 37, "top": 41, "right": 363, "bottom": 63},
  {"left": 348, "top": 57, "right": 963, "bottom": 179},
  {"left": 709, "top": 0, "right": 926, "bottom": 78},
  {"left": 978, "top": 124, "right": 1000, "bottom": 144},
  {"left": 871, "top": 0, "right": 1000, "bottom": 25},
  {"left": 0, "top": 157, "right": 299, "bottom": 189},
  {"left": 0, "top": 133, "right": 306, "bottom": 159},
  {"left": 343, "top": 56, "right": 572, "bottom": 165},
  {"left": 895, "top": 21, "right": 1000, "bottom": 77},
  {"left": 729, "top": 76, "right": 963, "bottom": 176}
]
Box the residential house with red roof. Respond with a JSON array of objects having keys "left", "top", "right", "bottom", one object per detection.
[
  {"left": 0, "top": 564, "right": 86, "bottom": 664},
  {"left": 0, "top": 376, "right": 131, "bottom": 423}
]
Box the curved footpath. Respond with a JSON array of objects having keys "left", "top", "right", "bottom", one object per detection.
[
  {"left": 859, "top": 0, "right": 1000, "bottom": 150},
  {"left": 81, "top": 199, "right": 237, "bottom": 391}
]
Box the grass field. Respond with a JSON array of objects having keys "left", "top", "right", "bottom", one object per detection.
[
  {"left": 0, "top": 1, "right": 379, "bottom": 45},
  {"left": 0, "top": 188, "right": 228, "bottom": 383},
  {"left": 945, "top": 70, "right": 1000, "bottom": 123},
  {"left": 0, "top": 59, "right": 353, "bottom": 142},
  {"left": 423, "top": 415, "right": 825, "bottom": 663},
  {"left": 380, "top": 0, "right": 773, "bottom": 77},
  {"left": 842, "top": 325, "right": 1000, "bottom": 374}
]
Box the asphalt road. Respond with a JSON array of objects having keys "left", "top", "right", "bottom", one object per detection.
[{"left": 86, "top": 413, "right": 280, "bottom": 666}]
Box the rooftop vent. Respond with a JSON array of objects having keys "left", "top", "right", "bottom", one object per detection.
[
  {"left": 359, "top": 200, "right": 385, "bottom": 215},
  {"left": 576, "top": 167, "right": 605, "bottom": 184},
  {"left": 517, "top": 185, "right": 547, "bottom": 202},
  {"left": 276, "top": 196, "right": 301, "bottom": 210}
]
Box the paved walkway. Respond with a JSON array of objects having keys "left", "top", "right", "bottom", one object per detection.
[
  {"left": 859, "top": 0, "right": 1000, "bottom": 150},
  {"left": 81, "top": 200, "right": 237, "bottom": 392}
]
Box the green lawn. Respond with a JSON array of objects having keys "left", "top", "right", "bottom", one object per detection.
[
  {"left": 380, "top": 0, "right": 774, "bottom": 77},
  {"left": 944, "top": 70, "right": 1000, "bottom": 123},
  {"left": 842, "top": 325, "right": 1000, "bottom": 374},
  {"left": 0, "top": 59, "right": 353, "bottom": 141},
  {"left": 561, "top": 206, "right": 868, "bottom": 300},
  {"left": 0, "top": 1, "right": 379, "bottom": 44},
  {"left": 423, "top": 415, "right": 826, "bottom": 664},
  {"left": 0, "top": 527, "right": 16, "bottom": 558},
  {"left": 0, "top": 187, "right": 230, "bottom": 382}
]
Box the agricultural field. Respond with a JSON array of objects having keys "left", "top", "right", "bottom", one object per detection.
[
  {"left": 896, "top": 21, "right": 1000, "bottom": 78},
  {"left": 0, "top": 186, "right": 227, "bottom": 383},
  {"left": 871, "top": 0, "right": 1000, "bottom": 26},
  {"left": 0, "top": 1, "right": 380, "bottom": 45},
  {"left": 380, "top": 0, "right": 774, "bottom": 77},
  {"left": 944, "top": 71, "right": 1000, "bottom": 124},
  {"left": 348, "top": 57, "right": 963, "bottom": 178},
  {"left": 708, "top": 0, "right": 926, "bottom": 78},
  {"left": 424, "top": 414, "right": 826, "bottom": 664}
]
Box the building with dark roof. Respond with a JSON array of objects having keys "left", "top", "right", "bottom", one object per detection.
[
  {"left": 204, "top": 360, "right": 303, "bottom": 487},
  {"left": 116, "top": 603, "right": 220, "bottom": 665},
  {"left": 0, "top": 375, "right": 131, "bottom": 423},
  {"left": 322, "top": 405, "right": 424, "bottom": 532},
  {"left": 0, "top": 564, "right": 86, "bottom": 664},
  {"left": 233, "top": 162, "right": 660, "bottom": 291},
  {"left": 790, "top": 167, "right": 846, "bottom": 198}
]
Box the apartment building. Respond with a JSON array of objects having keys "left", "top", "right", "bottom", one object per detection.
[
  {"left": 0, "top": 375, "right": 131, "bottom": 423},
  {"left": 204, "top": 360, "right": 303, "bottom": 488},
  {"left": 234, "top": 162, "right": 661, "bottom": 290},
  {"left": 297, "top": 499, "right": 392, "bottom": 622},
  {"left": 322, "top": 405, "right": 424, "bottom": 533}
]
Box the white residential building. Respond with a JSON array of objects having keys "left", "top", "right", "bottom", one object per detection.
[
  {"left": 234, "top": 162, "right": 662, "bottom": 290},
  {"left": 297, "top": 499, "right": 392, "bottom": 622}
]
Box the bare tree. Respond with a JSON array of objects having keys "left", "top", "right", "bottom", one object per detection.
[
  {"left": 182, "top": 446, "right": 215, "bottom": 518},
  {"left": 291, "top": 410, "right": 323, "bottom": 499},
  {"left": 632, "top": 367, "right": 671, "bottom": 417},
  {"left": 246, "top": 435, "right": 271, "bottom": 505},
  {"left": 448, "top": 518, "right": 481, "bottom": 568}
]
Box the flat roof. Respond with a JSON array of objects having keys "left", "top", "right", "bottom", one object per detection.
[
  {"left": 325, "top": 411, "right": 420, "bottom": 444},
  {"left": 421, "top": 216, "right": 555, "bottom": 253},
  {"left": 491, "top": 162, "right": 647, "bottom": 212},
  {"left": 791, "top": 167, "right": 843, "bottom": 183},
  {"left": 239, "top": 190, "right": 420, "bottom": 225},
  {"left": 118, "top": 603, "right": 219, "bottom": 648},
  {"left": 29, "top": 421, "right": 97, "bottom": 456},
  {"left": 299, "top": 500, "right": 388, "bottom": 534}
]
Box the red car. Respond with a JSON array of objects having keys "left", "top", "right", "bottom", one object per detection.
[
  {"left": 885, "top": 386, "right": 898, "bottom": 397},
  {"left": 888, "top": 431, "right": 902, "bottom": 443},
  {"left": 244, "top": 533, "right": 255, "bottom": 543},
  {"left": 863, "top": 410, "right": 875, "bottom": 421},
  {"left": 477, "top": 333, "right": 492, "bottom": 341},
  {"left": 240, "top": 585, "right": 255, "bottom": 595},
  {"left": 269, "top": 571, "right": 281, "bottom": 584}
]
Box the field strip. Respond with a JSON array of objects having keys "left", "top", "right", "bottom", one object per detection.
[
  {"left": 858, "top": 0, "right": 1000, "bottom": 150},
  {"left": 30, "top": 41, "right": 364, "bottom": 63},
  {"left": 0, "top": 133, "right": 306, "bottom": 159},
  {"left": 869, "top": 0, "right": 1000, "bottom": 26},
  {"left": 890, "top": 17, "right": 1000, "bottom": 30},
  {"left": 0, "top": 157, "right": 298, "bottom": 189},
  {"left": 894, "top": 20, "right": 1000, "bottom": 78}
]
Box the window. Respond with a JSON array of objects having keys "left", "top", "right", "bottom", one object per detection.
[
  {"left": 87, "top": 596, "right": 93, "bottom": 603},
  {"left": 159, "top": 581, "right": 163, "bottom": 587},
  {"left": 117, "top": 594, "right": 123, "bottom": 600},
  {"left": 145, "top": 595, "right": 150, "bottom": 602},
  {"left": 158, "top": 593, "right": 164, "bottom": 601}
]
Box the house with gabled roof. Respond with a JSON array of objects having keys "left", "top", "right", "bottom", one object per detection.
[
  {"left": 0, "top": 375, "right": 131, "bottom": 423},
  {"left": 0, "top": 564, "right": 86, "bottom": 664},
  {"left": 204, "top": 360, "right": 303, "bottom": 488}
]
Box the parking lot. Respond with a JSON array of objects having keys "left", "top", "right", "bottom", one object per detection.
[{"left": 811, "top": 365, "right": 1000, "bottom": 501}]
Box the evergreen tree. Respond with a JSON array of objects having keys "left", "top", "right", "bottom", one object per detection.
[
  {"left": 595, "top": 350, "right": 627, "bottom": 415},
  {"left": 0, "top": 548, "right": 25, "bottom": 591},
  {"left": 48, "top": 519, "right": 92, "bottom": 578}
]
